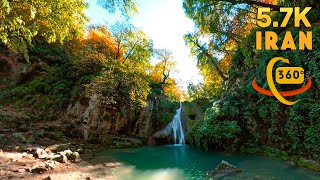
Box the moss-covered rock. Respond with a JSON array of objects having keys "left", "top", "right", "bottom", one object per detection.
[
  {"left": 113, "top": 141, "right": 132, "bottom": 149},
  {"left": 298, "top": 158, "right": 320, "bottom": 172},
  {"left": 207, "top": 160, "right": 242, "bottom": 179}
]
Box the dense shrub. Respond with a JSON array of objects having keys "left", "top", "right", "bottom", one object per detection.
[
  {"left": 85, "top": 62, "right": 151, "bottom": 110},
  {"left": 187, "top": 105, "right": 241, "bottom": 151}
]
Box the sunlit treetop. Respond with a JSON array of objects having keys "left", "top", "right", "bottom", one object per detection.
[
  {"left": 183, "top": 0, "right": 282, "bottom": 94},
  {"left": 97, "top": 0, "right": 138, "bottom": 18},
  {"left": 183, "top": 0, "right": 270, "bottom": 52},
  {"left": 0, "top": 0, "right": 89, "bottom": 61},
  {"left": 110, "top": 22, "right": 154, "bottom": 71},
  {"left": 84, "top": 26, "right": 124, "bottom": 62}
]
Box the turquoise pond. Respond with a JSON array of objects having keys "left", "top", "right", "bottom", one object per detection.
[{"left": 94, "top": 145, "right": 320, "bottom": 180}]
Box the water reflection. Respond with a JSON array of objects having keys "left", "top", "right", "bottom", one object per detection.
[{"left": 96, "top": 145, "right": 320, "bottom": 180}]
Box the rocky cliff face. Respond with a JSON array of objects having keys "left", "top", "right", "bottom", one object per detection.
[
  {"left": 0, "top": 52, "right": 30, "bottom": 89},
  {"left": 65, "top": 96, "right": 157, "bottom": 147},
  {"left": 0, "top": 52, "right": 181, "bottom": 147}
]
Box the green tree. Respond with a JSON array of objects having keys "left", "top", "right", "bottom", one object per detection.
[
  {"left": 85, "top": 62, "right": 150, "bottom": 109},
  {"left": 187, "top": 83, "right": 204, "bottom": 100},
  {"left": 184, "top": 33, "right": 228, "bottom": 81},
  {"left": 153, "top": 49, "right": 176, "bottom": 84},
  {"left": 111, "top": 23, "right": 154, "bottom": 70},
  {"left": 0, "top": 0, "right": 88, "bottom": 61},
  {"left": 183, "top": 0, "right": 282, "bottom": 96},
  {"left": 185, "top": 0, "right": 320, "bottom": 161}
]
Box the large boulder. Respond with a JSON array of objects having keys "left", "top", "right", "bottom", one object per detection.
[
  {"left": 52, "top": 154, "right": 68, "bottom": 163},
  {"left": 148, "top": 129, "right": 173, "bottom": 145},
  {"left": 59, "top": 149, "right": 81, "bottom": 163},
  {"left": 34, "top": 148, "right": 48, "bottom": 159},
  {"left": 207, "top": 160, "right": 242, "bottom": 179}
]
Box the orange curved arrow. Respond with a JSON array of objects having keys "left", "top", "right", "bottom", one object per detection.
[{"left": 252, "top": 77, "right": 312, "bottom": 97}]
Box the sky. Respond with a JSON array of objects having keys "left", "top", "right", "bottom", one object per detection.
[{"left": 85, "top": 0, "right": 203, "bottom": 90}]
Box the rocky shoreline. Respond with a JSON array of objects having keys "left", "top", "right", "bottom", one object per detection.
[
  {"left": 0, "top": 108, "right": 150, "bottom": 179},
  {"left": 1, "top": 109, "right": 319, "bottom": 179},
  {"left": 0, "top": 142, "right": 122, "bottom": 180},
  {"left": 0, "top": 126, "right": 124, "bottom": 180}
]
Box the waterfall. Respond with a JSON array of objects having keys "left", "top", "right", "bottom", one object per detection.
[
  {"left": 166, "top": 102, "right": 185, "bottom": 144},
  {"left": 151, "top": 102, "right": 185, "bottom": 144},
  {"left": 172, "top": 103, "right": 185, "bottom": 144}
]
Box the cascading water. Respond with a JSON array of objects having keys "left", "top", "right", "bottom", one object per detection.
[
  {"left": 152, "top": 102, "right": 185, "bottom": 144},
  {"left": 163, "top": 102, "right": 185, "bottom": 144},
  {"left": 171, "top": 103, "right": 185, "bottom": 144}
]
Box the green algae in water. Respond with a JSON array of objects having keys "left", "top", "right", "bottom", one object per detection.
[{"left": 95, "top": 145, "right": 320, "bottom": 180}]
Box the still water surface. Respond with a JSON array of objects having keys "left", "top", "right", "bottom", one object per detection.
[{"left": 95, "top": 145, "right": 320, "bottom": 180}]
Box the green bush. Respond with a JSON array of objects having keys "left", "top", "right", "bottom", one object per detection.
[
  {"left": 188, "top": 107, "right": 241, "bottom": 151},
  {"left": 304, "top": 126, "right": 320, "bottom": 156}
]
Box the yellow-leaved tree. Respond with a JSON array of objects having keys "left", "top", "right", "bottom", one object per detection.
[{"left": 0, "top": 0, "right": 88, "bottom": 61}]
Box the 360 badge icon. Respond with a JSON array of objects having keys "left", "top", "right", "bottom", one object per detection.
[{"left": 252, "top": 57, "right": 312, "bottom": 105}]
